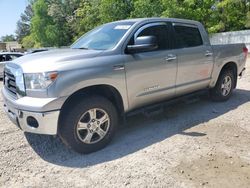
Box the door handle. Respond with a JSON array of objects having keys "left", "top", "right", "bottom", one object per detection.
[
  {"left": 205, "top": 51, "right": 213, "bottom": 57},
  {"left": 113, "top": 65, "right": 125, "bottom": 71},
  {"left": 166, "top": 54, "right": 177, "bottom": 61}
]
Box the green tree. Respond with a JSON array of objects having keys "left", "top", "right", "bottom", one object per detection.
[
  {"left": 213, "top": 0, "right": 249, "bottom": 32},
  {"left": 75, "top": 0, "right": 102, "bottom": 38},
  {"left": 16, "top": 0, "right": 250, "bottom": 48},
  {"left": 246, "top": 11, "right": 250, "bottom": 28},
  {"left": 31, "top": 0, "right": 54, "bottom": 47},
  {"left": 21, "top": 35, "right": 35, "bottom": 48},
  {"left": 130, "top": 0, "right": 163, "bottom": 18},
  {"left": 15, "top": 3, "right": 34, "bottom": 43},
  {"left": 1, "top": 35, "right": 16, "bottom": 42},
  {"left": 75, "top": 0, "right": 133, "bottom": 38},
  {"left": 99, "top": 0, "right": 133, "bottom": 23},
  {"left": 161, "top": 0, "right": 250, "bottom": 33},
  {"left": 161, "top": 0, "right": 217, "bottom": 33},
  {"left": 42, "top": 0, "right": 81, "bottom": 44},
  {"left": 31, "top": 0, "right": 68, "bottom": 47}
]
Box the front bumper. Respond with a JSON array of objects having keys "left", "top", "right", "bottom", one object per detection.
[{"left": 2, "top": 88, "right": 61, "bottom": 135}]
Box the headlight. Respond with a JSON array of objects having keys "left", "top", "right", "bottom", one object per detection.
[
  {"left": 14, "top": 68, "right": 25, "bottom": 95},
  {"left": 24, "top": 72, "right": 58, "bottom": 90}
]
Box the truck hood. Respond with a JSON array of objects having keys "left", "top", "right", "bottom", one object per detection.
[{"left": 13, "top": 48, "right": 103, "bottom": 73}]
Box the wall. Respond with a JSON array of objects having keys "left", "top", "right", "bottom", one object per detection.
[
  {"left": 0, "top": 42, "right": 6, "bottom": 51},
  {"left": 5, "top": 41, "right": 22, "bottom": 51},
  {"left": 210, "top": 30, "right": 250, "bottom": 49}
]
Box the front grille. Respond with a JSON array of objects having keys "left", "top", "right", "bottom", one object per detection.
[{"left": 4, "top": 71, "right": 17, "bottom": 96}]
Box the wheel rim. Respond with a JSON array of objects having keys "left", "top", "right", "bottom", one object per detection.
[
  {"left": 76, "top": 108, "right": 110, "bottom": 144},
  {"left": 221, "top": 75, "right": 232, "bottom": 96}
]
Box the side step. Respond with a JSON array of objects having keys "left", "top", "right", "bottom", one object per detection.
[
  {"left": 126, "top": 89, "right": 209, "bottom": 117},
  {"left": 143, "top": 106, "right": 164, "bottom": 117}
]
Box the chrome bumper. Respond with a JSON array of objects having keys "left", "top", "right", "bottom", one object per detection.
[{"left": 2, "top": 89, "right": 60, "bottom": 135}]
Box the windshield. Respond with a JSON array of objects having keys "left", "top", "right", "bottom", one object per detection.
[{"left": 71, "top": 22, "right": 135, "bottom": 50}]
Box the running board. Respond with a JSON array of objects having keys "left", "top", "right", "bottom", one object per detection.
[{"left": 126, "top": 89, "right": 209, "bottom": 117}]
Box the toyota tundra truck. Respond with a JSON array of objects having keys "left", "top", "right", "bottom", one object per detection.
[{"left": 2, "top": 18, "right": 247, "bottom": 154}]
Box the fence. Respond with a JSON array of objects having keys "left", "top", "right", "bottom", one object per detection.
[{"left": 210, "top": 30, "right": 250, "bottom": 50}]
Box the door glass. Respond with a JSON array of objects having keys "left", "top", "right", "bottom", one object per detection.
[
  {"left": 5, "top": 55, "right": 12, "bottom": 61},
  {"left": 173, "top": 25, "right": 203, "bottom": 48},
  {"left": 136, "top": 24, "right": 171, "bottom": 50},
  {"left": 9, "top": 54, "right": 22, "bottom": 60},
  {"left": 0, "top": 55, "right": 7, "bottom": 62}
]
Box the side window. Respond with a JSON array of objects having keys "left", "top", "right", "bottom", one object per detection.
[
  {"left": 173, "top": 25, "right": 203, "bottom": 48},
  {"left": 9, "top": 54, "right": 22, "bottom": 60},
  {"left": 5, "top": 55, "right": 12, "bottom": 61},
  {"left": 0, "top": 55, "right": 6, "bottom": 62},
  {"left": 133, "top": 24, "right": 171, "bottom": 50}
]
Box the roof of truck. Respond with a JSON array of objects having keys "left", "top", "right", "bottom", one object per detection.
[{"left": 112, "top": 17, "right": 201, "bottom": 25}]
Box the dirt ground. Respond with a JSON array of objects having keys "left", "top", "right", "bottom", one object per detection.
[{"left": 0, "top": 59, "right": 250, "bottom": 188}]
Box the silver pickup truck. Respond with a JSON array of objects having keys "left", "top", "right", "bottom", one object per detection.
[{"left": 2, "top": 18, "right": 247, "bottom": 153}]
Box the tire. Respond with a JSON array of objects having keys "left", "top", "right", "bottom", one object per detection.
[
  {"left": 58, "top": 95, "right": 118, "bottom": 154},
  {"left": 210, "top": 69, "right": 235, "bottom": 101}
]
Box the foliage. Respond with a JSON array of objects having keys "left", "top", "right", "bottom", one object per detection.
[
  {"left": 161, "top": 0, "right": 250, "bottom": 33},
  {"left": 99, "top": 0, "right": 133, "bottom": 23},
  {"left": 246, "top": 11, "right": 250, "bottom": 28},
  {"left": 15, "top": 3, "right": 34, "bottom": 43},
  {"left": 75, "top": 0, "right": 101, "bottom": 38},
  {"left": 130, "top": 0, "right": 163, "bottom": 18},
  {"left": 21, "top": 35, "right": 35, "bottom": 48},
  {"left": 214, "top": 0, "right": 249, "bottom": 32},
  {"left": 1, "top": 35, "right": 16, "bottom": 42},
  {"left": 14, "top": 0, "right": 250, "bottom": 48}
]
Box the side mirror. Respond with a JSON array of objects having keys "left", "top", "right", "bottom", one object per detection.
[{"left": 127, "top": 36, "right": 158, "bottom": 53}]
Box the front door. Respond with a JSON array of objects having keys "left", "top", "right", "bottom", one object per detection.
[{"left": 124, "top": 22, "right": 177, "bottom": 110}]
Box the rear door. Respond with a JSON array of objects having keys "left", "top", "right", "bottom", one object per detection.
[{"left": 173, "top": 23, "right": 214, "bottom": 95}]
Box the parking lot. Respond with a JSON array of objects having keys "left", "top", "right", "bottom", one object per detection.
[{"left": 0, "top": 60, "right": 250, "bottom": 187}]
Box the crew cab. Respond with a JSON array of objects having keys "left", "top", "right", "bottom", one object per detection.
[{"left": 2, "top": 18, "right": 247, "bottom": 153}]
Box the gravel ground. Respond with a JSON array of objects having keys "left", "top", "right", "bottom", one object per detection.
[{"left": 0, "top": 60, "right": 250, "bottom": 188}]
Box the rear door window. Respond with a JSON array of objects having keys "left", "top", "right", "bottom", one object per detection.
[{"left": 173, "top": 25, "right": 203, "bottom": 48}]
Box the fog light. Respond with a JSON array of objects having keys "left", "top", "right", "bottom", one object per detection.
[{"left": 27, "top": 116, "right": 39, "bottom": 128}]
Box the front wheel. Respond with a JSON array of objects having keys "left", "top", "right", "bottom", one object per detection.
[
  {"left": 58, "top": 96, "right": 118, "bottom": 154},
  {"left": 210, "top": 69, "right": 235, "bottom": 101}
]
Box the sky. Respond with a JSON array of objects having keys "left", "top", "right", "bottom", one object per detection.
[{"left": 0, "top": 0, "right": 28, "bottom": 38}]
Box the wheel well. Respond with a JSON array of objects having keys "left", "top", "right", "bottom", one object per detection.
[
  {"left": 220, "top": 62, "right": 238, "bottom": 88},
  {"left": 59, "top": 85, "right": 124, "bottom": 121}
]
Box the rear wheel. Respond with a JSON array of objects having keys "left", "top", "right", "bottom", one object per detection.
[
  {"left": 58, "top": 96, "right": 118, "bottom": 154},
  {"left": 210, "top": 69, "right": 235, "bottom": 101}
]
